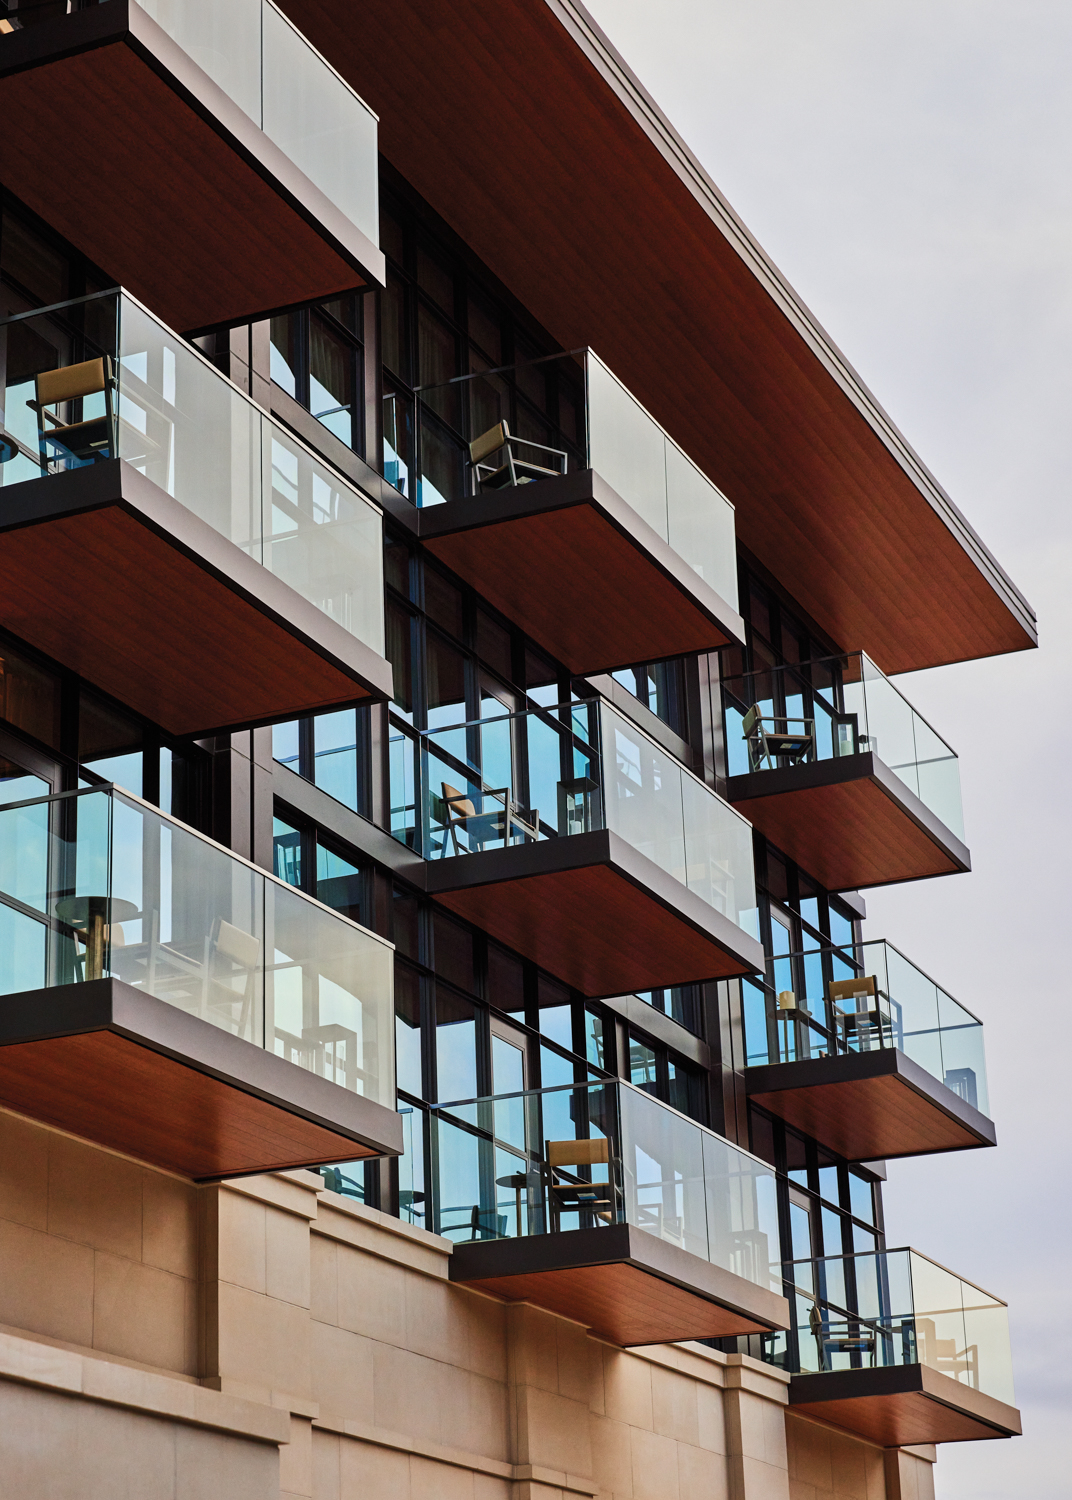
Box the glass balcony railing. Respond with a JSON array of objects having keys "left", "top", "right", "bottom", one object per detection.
[
  {"left": 391, "top": 697, "right": 758, "bottom": 937},
  {"left": 722, "top": 652, "right": 963, "bottom": 839},
  {"left": 0, "top": 290, "right": 385, "bottom": 655},
  {"left": 0, "top": 785, "right": 395, "bottom": 1106},
  {"left": 397, "top": 349, "right": 737, "bottom": 608},
  {"left": 428, "top": 1078, "right": 781, "bottom": 1293},
  {"left": 0, "top": 0, "right": 379, "bottom": 248},
  {"left": 743, "top": 938, "right": 989, "bottom": 1115},
  {"left": 776, "top": 1249, "right": 1014, "bottom": 1408}
]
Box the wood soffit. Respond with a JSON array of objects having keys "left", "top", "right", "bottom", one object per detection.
[{"left": 278, "top": 0, "right": 1036, "bottom": 673}]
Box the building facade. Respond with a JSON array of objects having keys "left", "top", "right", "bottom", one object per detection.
[{"left": 0, "top": 2, "right": 1034, "bottom": 1498}]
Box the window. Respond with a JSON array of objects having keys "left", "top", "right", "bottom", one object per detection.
[
  {"left": 271, "top": 709, "right": 371, "bottom": 817},
  {"left": 269, "top": 296, "right": 366, "bottom": 455}
]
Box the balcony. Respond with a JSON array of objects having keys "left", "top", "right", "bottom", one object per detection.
[
  {"left": 742, "top": 940, "right": 994, "bottom": 1160},
  {"left": 429, "top": 1079, "right": 789, "bottom": 1347},
  {"left": 391, "top": 350, "right": 743, "bottom": 675},
  {"left": 0, "top": 783, "right": 402, "bottom": 1179},
  {"left": 0, "top": 289, "right": 392, "bottom": 734},
  {"left": 778, "top": 1250, "right": 1020, "bottom": 1445},
  {"left": 722, "top": 653, "right": 969, "bottom": 890},
  {"left": 398, "top": 696, "right": 764, "bottom": 996},
  {"left": 0, "top": 0, "right": 383, "bottom": 331}
]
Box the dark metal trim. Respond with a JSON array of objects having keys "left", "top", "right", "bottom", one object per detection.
[
  {"left": 726, "top": 752, "right": 972, "bottom": 882},
  {"left": 0, "top": 0, "right": 386, "bottom": 297},
  {"left": 599, "top": 992, "right": 711, "bottom": 1068},
  {"left": 0, "top": 976, "right": 404, "bottom": 1165},
  {"left": 416, "top": 467, "right": 746, "bottom": 650},
  {"left": 449, "top": 1221, "right": 790, "bottom": 1336},
  {"left": 424, "top": 827, "right": 766, "bottom": 985},
  {"left": 272, "top": 759, "right": 427, "bottom": 886},
  {"left": 0, "top": 459, "right": 395, "bottom": 721},
  {"left": 744, "top": 1047, "right": 997, "bottom": 1152},
  {"left": 789, "top": 1364, "right": 1022, "bottom": 1439}
]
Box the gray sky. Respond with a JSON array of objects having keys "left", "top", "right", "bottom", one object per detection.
[{"left": 582, "top": 3, "right": 1072, "bottom": 1494}]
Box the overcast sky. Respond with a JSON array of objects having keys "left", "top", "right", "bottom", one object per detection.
[{"left": 581, "top": 3, "right": 1071, "bottom": 1494}]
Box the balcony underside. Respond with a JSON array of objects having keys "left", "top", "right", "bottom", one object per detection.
[
  {"left": 450, "top": 1223, "right": 789, "bottom": 1347},
  {"left": 0, "top": 978, "right": 403, "bottom": 1181},
  {"left": 789, "top": 1366, "right": 1022, "bottom": 1446},
  {"left": 275, "top": 0, "right": 1035, "bottom": 674},
  {"left": 0, "top": 1, "right": 383, "bottom": 331},
  {"left": 0, "top": 461, "right": 392, "bottom": 737},
  {"left": 746, "top": 1049, "right": 995, "bottom": 1162},
  {"left": 418, "top": 469, "right": 744, "bottom": 675},
  {"left": 424, "top": 829, "right": 765, "bottom": 997},
  {"left": 726, "top": 754, "right": 969, "bottom": 892}
]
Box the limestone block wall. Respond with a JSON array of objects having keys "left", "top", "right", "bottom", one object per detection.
[{"left": 0, "top": 1108, "right": 934, "bottom": 1500}]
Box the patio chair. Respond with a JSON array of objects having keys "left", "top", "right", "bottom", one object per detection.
[{"left": 468, "top": 419, "right": 568, "bottom": 490}]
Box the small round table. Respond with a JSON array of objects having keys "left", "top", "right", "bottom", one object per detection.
[
  {"left": 495, "top": 1171, "right": 543, "bottom": 1234},
  {"left": 55, "top": 896, "right": 140, "bottom": 982}
]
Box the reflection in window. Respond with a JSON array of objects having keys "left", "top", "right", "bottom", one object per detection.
[
  {"left": 435, "top": 987, "right": 476, "bottom": 1103},
  {"left": 395, "top": 960, "right": 423, "bottom": 1099},
  {"left": 315, "top": 844, "right": 363, "bottom": 926},
  {"left": 273, "top": 817, "right": 302, "bottom": 888},
  {"left": 629, "top": 1033, "right": 658, "bottom": 1094}
]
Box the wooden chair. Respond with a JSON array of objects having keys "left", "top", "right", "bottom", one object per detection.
[
  {"left": 30, "top": 355, "right": 116, "bottom": 466},
  {"left": 741, "top": 703, "right": 815, "bottom": 772},
  {"left": 828, "top": 975, "right": 886, "bottom": 1052},
  {"left": 543, "top": 1138, "right": 618, "bottom": 1232},
  {"left": 440, "top": 781, "right": 538, "bottom": 855},
  {"left": 468, "top": 419, "right": 568, "bottom": 491}
]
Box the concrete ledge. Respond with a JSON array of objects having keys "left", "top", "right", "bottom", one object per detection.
[
  {"left": 313, "top": 1190, "right": 453, "bottom": 1279},
  {"left": 0, "top": 1331, "right": 289, "bottom": 1444}
]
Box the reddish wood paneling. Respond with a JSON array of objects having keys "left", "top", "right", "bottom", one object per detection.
[
  {"left": 434, "top": 864, "right": 749, "bottom": 997},
  {"left": 791, "top": 1389, "right": 1010, "bottom": 1447},
  {"left": 462, "top": 1261, "right": 768, "bottom": 1347},
  {"left": 0, "top": 1030, "right": 373, "bottom": 1180},
  {"left": 0, "top": 45, "right": 361, "bottom": 330},
  {"left": 0, "top": 506, "right": 370, "bottom": 735},
  {"left": 278, "top": 0, "right": 1034, "bottom": 674},
  {"left": 425, "top": 504, "right": 734, "bottom": 674},
  {"left": 729, "top": 776, "right": 961, "bottom": 891},
  {"left": 749, "top": 1074, "right": 983, "bottom": 1162}
]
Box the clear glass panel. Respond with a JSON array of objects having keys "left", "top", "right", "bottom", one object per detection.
[
  {"left": 261, "top": 0, "right": 378, "bottom": 244},
  {"left": 586, "top": 353, "right": 668, "bottom": 538},
  {"left": 664, "top": 438, "right": 739, "bottom": 608},
  {"left": 702, "top": 1128, "right": 780, "bottom": 1290},
  {"left": 601, "top": 705, "right": 686, "bottom": 879},
  {"left": 621, "top": 1085, "right": 708, "bottom": 1260},
  {"left": 265, "top": 424, "right": 385, "bottom": 654},
  {"left": 266, "top": 878, "right": 393, "bottom": 1104},
  {"left": 119, "top": 298, "right": 261, "bottom": 559},
  {"left": 137, "top": 0, "right": 263, "bottom": 121}
]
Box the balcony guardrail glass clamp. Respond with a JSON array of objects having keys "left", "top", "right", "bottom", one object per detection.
[
  {"left": 402, "top": 348, "right": 738, "bottom": 609},
  {"left": 394, "top": 696, "right": 758, "bottom": 937},
  {"left": 780, "top": 1249, "right": 1014, "bottom": 1408},
  {"left": 722, "top": 652, "right": 963, "bottom": 840},
  {"left": 745, "top": 938, "right": 988, "bottom": 1116},
  {"left": 428, "top": 1078, "right": 781, "bottom": 1293},
  {"left": 0, "top": 0, "right": 379, "bottom": 248},
  {"left": 0, "top": 290, "right": 385, "bottom": 655},
  {"left": 0, "top": 785, "right": 395, "bottom": 1106}
]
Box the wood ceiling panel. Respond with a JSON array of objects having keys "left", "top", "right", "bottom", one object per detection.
[
  {"left": 278, "top": 0, "right": 1034, "bottom": 673},
  {"left": 433, "top": 863, "right": 747, "bottom": 997},
  {"left": 424, "top": 504, "right": 734, "bottom": 674},
  {"left": 0, "top": 507, "right": 371, "bottom": 735},
  {"left": 729, "top": 775, "right": 961, "bottom": 892},
  {"left": 0, "top": 1031, "right": 372, "bottom": 1180},
  {"left": 0, "top": 45, "right": 361, "bottom": 329},
  {"left": 749, "top": 1074, "right": 984, "bottom": 1162},
  {"left": 463, "top": 1261, "right": 767, "bottom": 1346},
  {"left": 790, "top": 1389, "right": 1008, "bottom": 1448}
]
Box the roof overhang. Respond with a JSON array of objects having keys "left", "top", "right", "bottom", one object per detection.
[{"left": 277, "top": 0, "right": 1036, "bottom": 672}]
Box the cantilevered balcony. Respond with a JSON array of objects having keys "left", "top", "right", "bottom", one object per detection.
[
  {"left": 397, "top": 696, "right": 764, "bottom": 996},
  {"left": 722, "top": 653, "right": 969, "bottom": 890},
  {"left": 392, "top": 350, "right": 743, "bottom": 675},
  {"left": 0, "top": 783, "right": 401, "bottom": 1179},
  {"left": 0, "top": 290, "right": 392, "bottom": 734},
  {"left": 777, "top": 1249, "right": 1020, "bottom": 1445},
  {"left": 429, "top": 1079, "right": 788, "bottom": 1346},
  {"left": 742, "top": 940, "right": 994, "bottom": 1160},
  {"left": 0, "top": 0, "right": 383, "bottom": 329}
]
